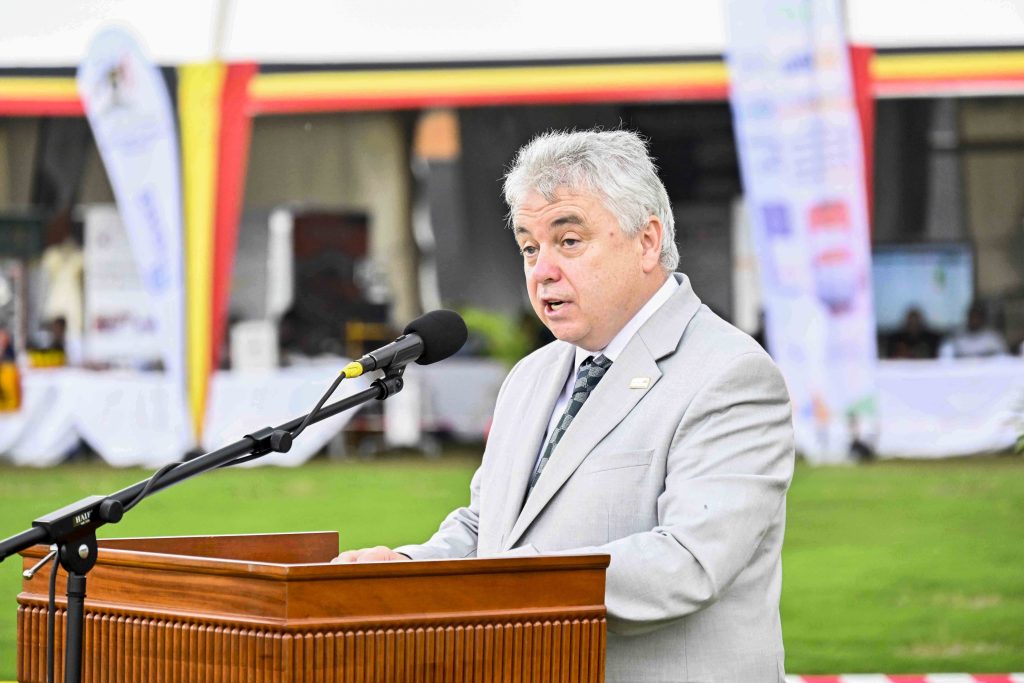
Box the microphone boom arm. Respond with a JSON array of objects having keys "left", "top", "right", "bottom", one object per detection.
[{"left": 0, "top": 373, "right": 403, "bottom": 563}]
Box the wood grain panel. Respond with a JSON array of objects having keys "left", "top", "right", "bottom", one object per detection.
[{"left": 18, "top": 605, "right": 605, "bottom": 682}]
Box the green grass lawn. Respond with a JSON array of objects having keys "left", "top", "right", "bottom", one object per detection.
[
  {"left": 782, "top": 455, "right": 1024, "bottom": 673},
  {"left": 1, "top": 453, "right": 1022, "bottom": 678}
]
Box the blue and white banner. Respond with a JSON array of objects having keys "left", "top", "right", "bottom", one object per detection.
[
  {"left": 725, "top": 0, "right": 877, "bottom": 462},
  {"left": 77, "top": 27, "right": 190, "bottom": 448}
]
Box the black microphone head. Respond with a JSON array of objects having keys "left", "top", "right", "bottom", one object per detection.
[{"left": 403, "top": 309, "right": 468, "bottom": 365}]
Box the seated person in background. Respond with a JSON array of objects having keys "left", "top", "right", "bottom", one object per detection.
[
  {"left": 46, "top": 316, "right": 67, "bottom": 353},
  {"left": 939, "top": 301, "right": 1008, "bottom": 359},
  {"left": 886, "top": 307, "right": 940, "bottom": 359},
  {"left": 0, "top": 328, "right": 21, "bottom": 411}
]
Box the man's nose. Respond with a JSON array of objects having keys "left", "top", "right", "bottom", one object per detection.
[{"left": 531, "top": 247, "right": 561, "bottom": 283}]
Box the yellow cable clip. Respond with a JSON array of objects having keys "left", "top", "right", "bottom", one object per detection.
[{"left": 341, "top": 362, "right": 364, "bottom": 378}]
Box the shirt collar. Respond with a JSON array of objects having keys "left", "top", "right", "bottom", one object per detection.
[{"left": 573, "top": 275, "right": 679, "bottom": 368}]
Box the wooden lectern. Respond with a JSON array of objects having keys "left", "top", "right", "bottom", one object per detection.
[{"left": 17, "top": 532, "right": 609, "bottom": 682}]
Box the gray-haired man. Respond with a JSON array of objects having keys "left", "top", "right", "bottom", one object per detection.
[{"left": 338, "top": 129, "right": 795, "bottom": 683}]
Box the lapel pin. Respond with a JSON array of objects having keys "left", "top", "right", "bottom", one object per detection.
[{"left": 629, "top": 377, "right": 651, "bottom": 389}]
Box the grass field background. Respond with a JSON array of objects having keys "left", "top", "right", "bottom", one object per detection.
[{"left": 1, "top": 453, "right": 1022, "bottom": 678}]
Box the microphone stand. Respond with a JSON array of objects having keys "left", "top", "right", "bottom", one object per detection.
[{"left": 0, "top": 366, "right": 407, "bottom": 683}]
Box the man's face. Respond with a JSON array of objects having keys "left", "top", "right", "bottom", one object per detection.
[{"left": 513, "top": 188, "right": 664, "bottom": 351}]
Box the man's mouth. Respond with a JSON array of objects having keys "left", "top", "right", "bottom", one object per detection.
[{"left": 544, "top": 299, "right": 569, "bottom": 313}]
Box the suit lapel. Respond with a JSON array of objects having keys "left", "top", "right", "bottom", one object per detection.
[
  {"left": 503, "top": 274, "right": 703, "bottom": 551},
  {"left": 498, "top": 343, "right": 574, "bottom": 544},
  {"left": 505, "top": 344, "right": 661, "bottom": 549}
]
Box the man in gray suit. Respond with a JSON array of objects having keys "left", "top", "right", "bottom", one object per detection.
[{"left": 337, "top": 129, "right": 795, "bottom": 682}]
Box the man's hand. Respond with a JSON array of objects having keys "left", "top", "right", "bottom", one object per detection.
[{"left": 331, "top": 545, "right": 411, "bottom": 563}]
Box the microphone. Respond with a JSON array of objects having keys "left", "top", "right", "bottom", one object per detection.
[{"left": 341, "top": 309, "right": 468, "bottom": 378}]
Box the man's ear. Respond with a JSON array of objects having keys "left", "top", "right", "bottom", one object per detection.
[{"left": 639, "top": 215, "right": 664, "bottom": 273}]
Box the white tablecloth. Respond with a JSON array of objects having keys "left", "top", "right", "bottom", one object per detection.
[
  {"left": 873, "top": 357, "right": 1024, "bottom": 458},
  {"left": 2, "top": 357, "right": 1020, "bottom": 466},
  {"left": 0, "top": 365, "right": 371, "bottom": 467},
  {"left": 789, "top": 357, "right": 1024, "bottom": 461}
]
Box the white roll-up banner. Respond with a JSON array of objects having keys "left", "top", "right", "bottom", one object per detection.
[
  {"left": 77, "top": 27, "right": 191, "bottom": 451},
  {"left": 725, "top": 0, "right": 878, "bottom": 462}
]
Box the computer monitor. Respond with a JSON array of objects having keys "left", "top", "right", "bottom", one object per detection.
[{"left": 872, "top": 243, "right": 974, "bottom": 333}]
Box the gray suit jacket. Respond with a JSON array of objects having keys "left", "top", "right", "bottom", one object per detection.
[{"left": 397, "top": 274, "right": 795, "bottom": 683}]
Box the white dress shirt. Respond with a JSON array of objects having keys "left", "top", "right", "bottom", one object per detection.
[{"left": 533, "top": 275, "right": 679, "bottom": 469}]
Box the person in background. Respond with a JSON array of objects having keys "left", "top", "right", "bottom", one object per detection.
[
  {"left": 0, "top": 328, "right": 21, "bottom": 411},
  {"left": 939, "top": 301, "right": 1008, "bottom": 359},
  {"left": 46, "top": 316, "right": 67, "bottom": 353},
  {"left": 886, "top": 307, "right": 940, "bottom": 359},
  {"left": 39, "top": 211, "right": 85, "bottom": 365},
  {"left": 25, "top": 317, "right": 68, "bottom": 369}
]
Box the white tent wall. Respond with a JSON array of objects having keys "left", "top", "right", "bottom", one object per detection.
[
  {"left": 0, "top": 2, "right": 219, "bottom": 67},
  {"left": 0, "top": 119, "right": 39, "bottom": 208},
  {"left": 0, "top": 117, "right": 417, "bottom": 333},
  {"left": 78, "top": 143, "right": 115, "bottom": 206},
  {"left": 0, "top": 125, "right": 11, "bottom": 207},
  {"left": 0, "top": 118, "right": 112, "bottom": 210},
  {"left": 243, "top": 112, "right": 417, "bottom": 324},
  {"left": 961, "top": 99, "right": 1024, "bottom": 299},
  {"left": 848, "top": 0, "right": 1024, "bottom": 48},
  {"left": 1, "top": 1, "right": 1022, "bottom": 68},
  {"left": 219, "top": 0, "right": 726, "bottom": 64}
]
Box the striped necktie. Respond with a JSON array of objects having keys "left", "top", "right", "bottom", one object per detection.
[{"left": 526, "top": 354, "right": 612, "bottom": 496}]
